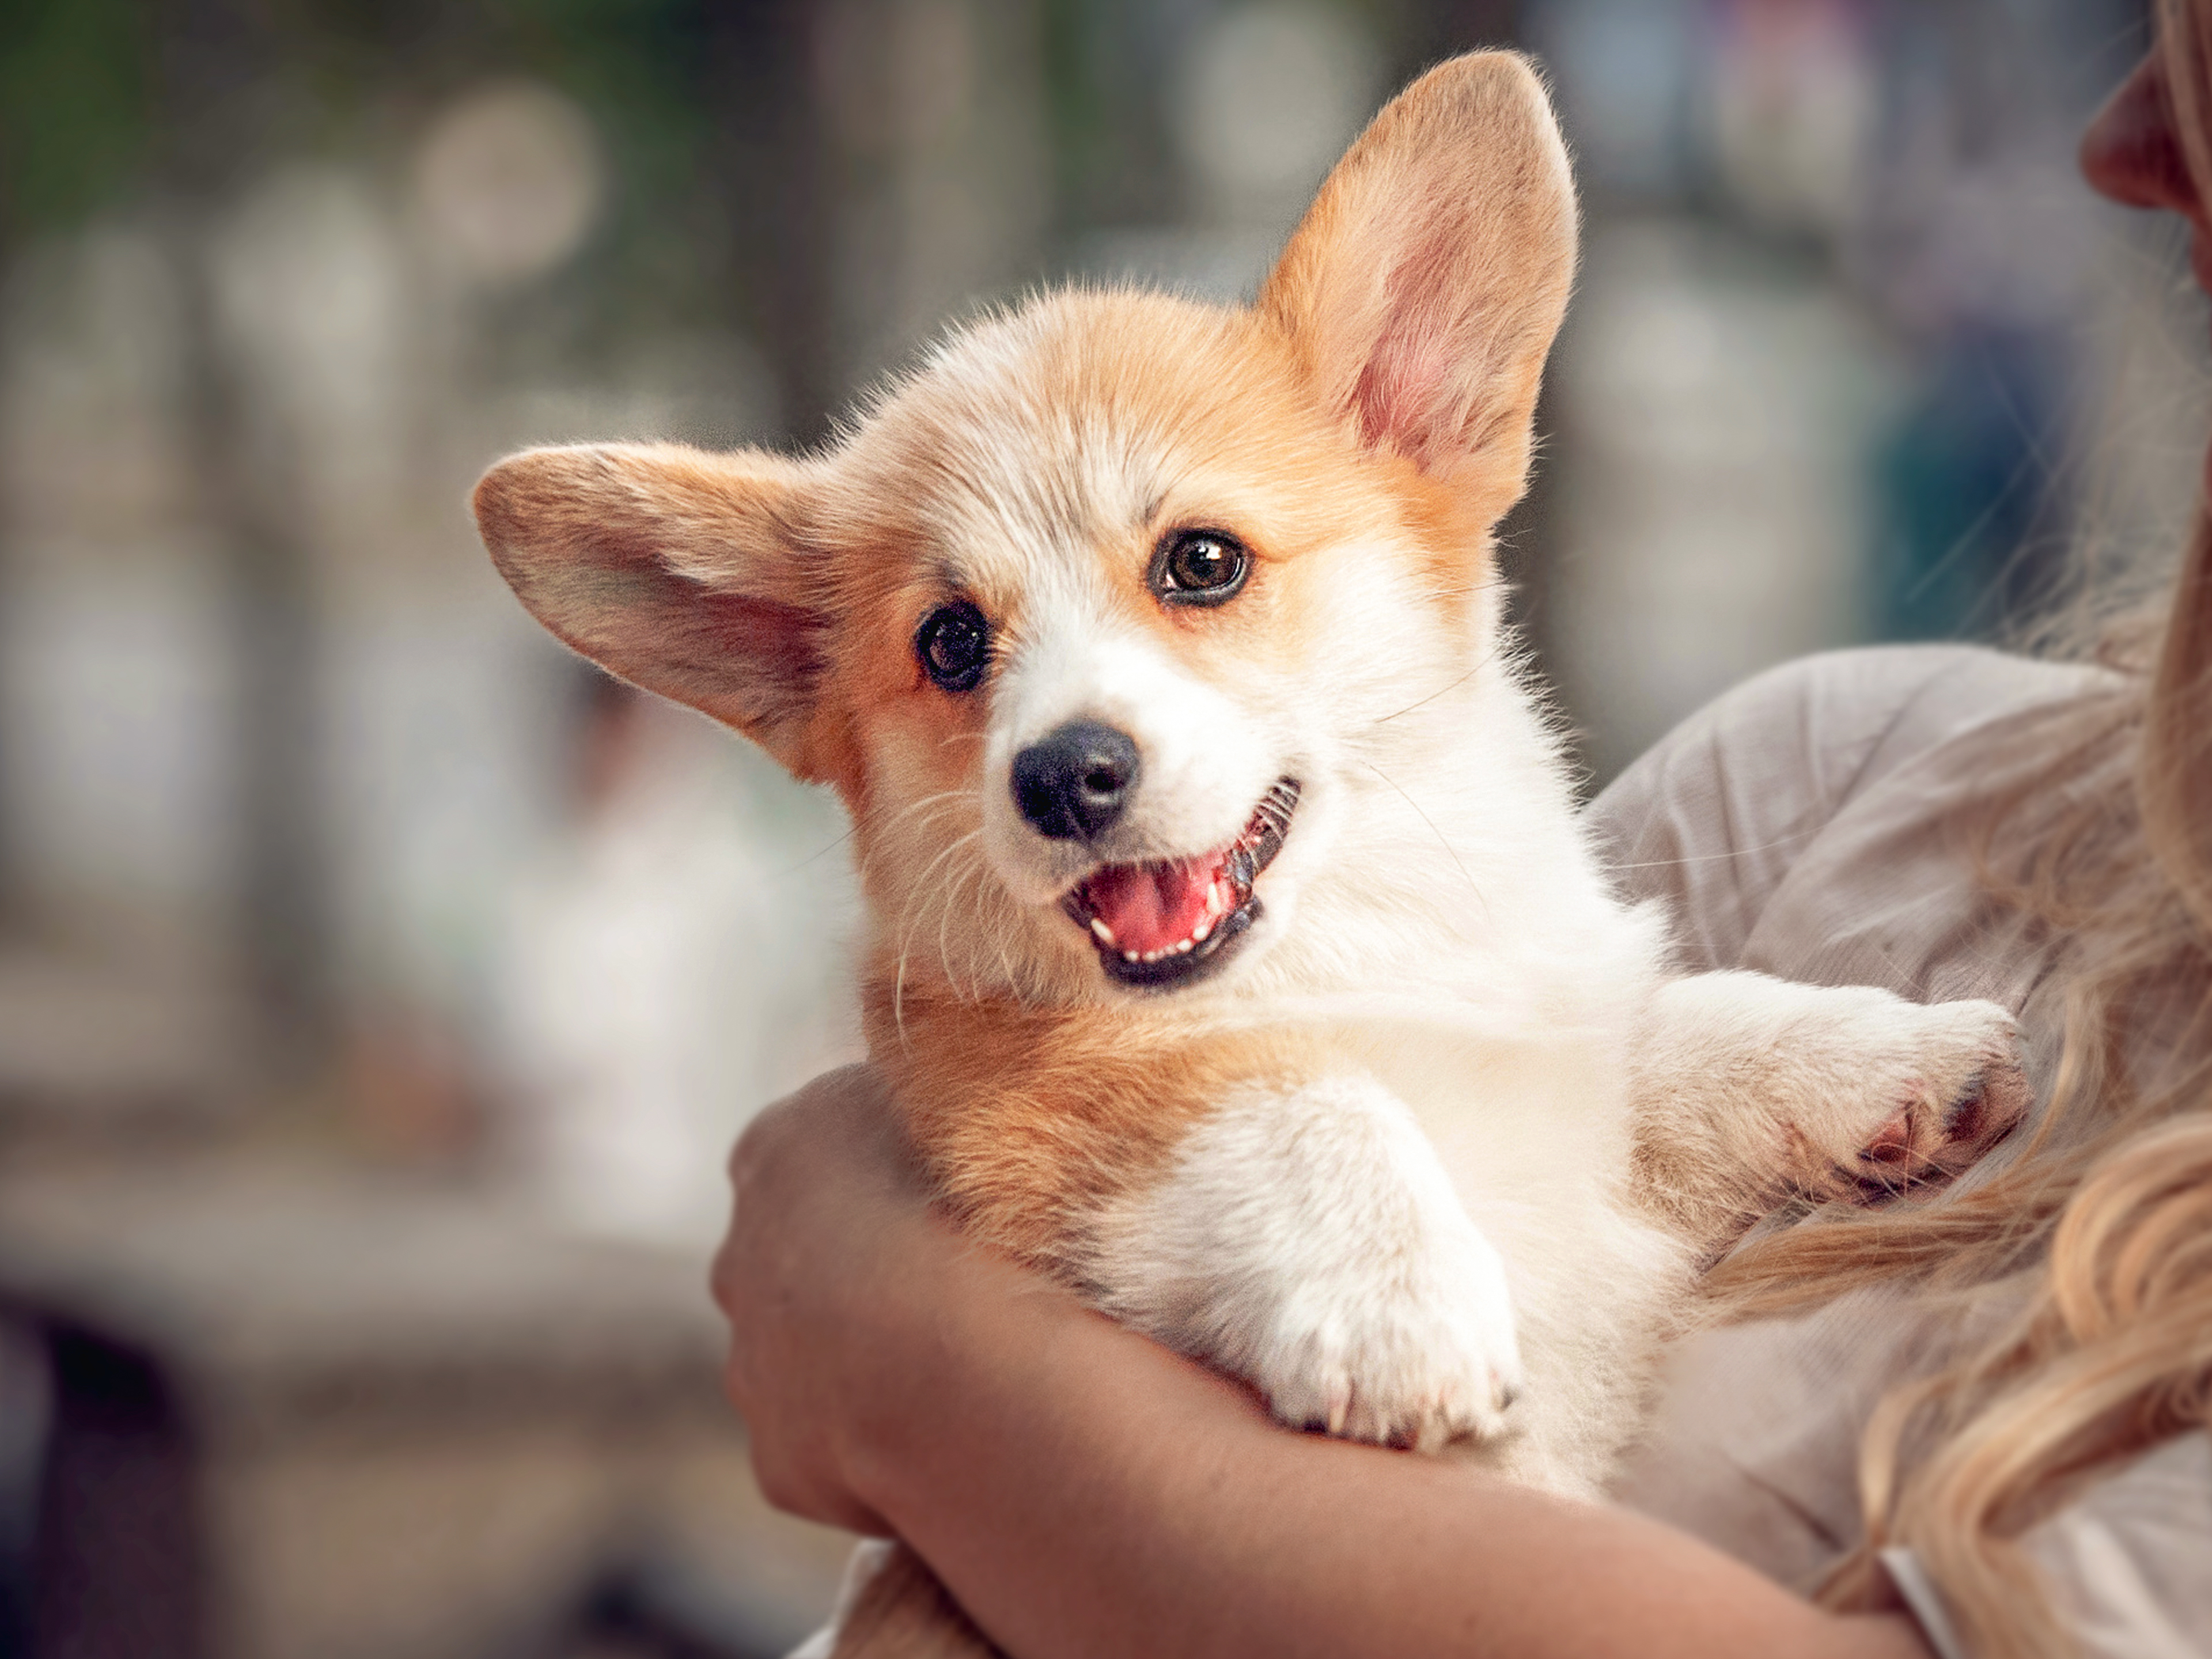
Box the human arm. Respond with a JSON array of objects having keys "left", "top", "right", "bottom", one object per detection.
[{"left": 714, "top": 1069, "right": 1931, "bottom": 1659}]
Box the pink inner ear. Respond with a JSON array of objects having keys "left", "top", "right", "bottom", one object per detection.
[
  {"left": 685, "top": 590, "right": 823, "bottom": 691},
  {"left": 555, "top": 543, "right": 825, "bottom": 733},
  {"left": 581, "top": 506, "right": 825, "bottom": 709},
  {"left": 1351, "top": 327, "right": 1455, "bottom": 464},
  {"left": 1346, "top": 215, "right": 1486, "bottom": 469}
]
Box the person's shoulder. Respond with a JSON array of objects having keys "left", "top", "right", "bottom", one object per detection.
[
  {"left": 1607, "top": 645, "right": 2112, "bottom": 827},
  {"left": 1686, "top": 643, "right": 2105, "bottom": 770},
  {"left": 1586, "top": 646, "right": 2116, "bottom": 969}
]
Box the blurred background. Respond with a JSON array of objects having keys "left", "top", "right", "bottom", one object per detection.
[{"left": 0, "top": 0, "right": 2196, "bottom": 1654}]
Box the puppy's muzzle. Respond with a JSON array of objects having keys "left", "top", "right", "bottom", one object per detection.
[{"left": 1013, "top": 720, "right": 1141, "bottom": 842}]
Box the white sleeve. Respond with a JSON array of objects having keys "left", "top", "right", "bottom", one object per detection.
[
  {"left": 1881, "top": 1433, "right": 2212, "bottom": 1659},
  {"left": 1584, "top": 645, "right": 2067, "bottom": 974},
  {"left": 1878, "top": 1547, "right": 1971, "bottom": 1659}
]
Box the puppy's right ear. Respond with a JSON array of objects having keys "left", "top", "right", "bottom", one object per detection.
[
  {"left": 474, "top": 442, "right": 841, "bottom": 783},
  {"left": 1259, "top": 51, "right": 1576, "bottom": 523}
]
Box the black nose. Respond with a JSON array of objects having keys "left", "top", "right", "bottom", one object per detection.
[{"left": 1012, "top": 720, "right": 1140, "bottom": 841}]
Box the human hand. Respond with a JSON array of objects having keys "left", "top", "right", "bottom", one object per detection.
[{"left": 711, "top": 1063, "right": 948, "bottom": 1534}]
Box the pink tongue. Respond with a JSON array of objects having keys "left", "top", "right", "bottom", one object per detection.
[{"left": 1085, "top": 857, "right": 1216, "bottom": 955}]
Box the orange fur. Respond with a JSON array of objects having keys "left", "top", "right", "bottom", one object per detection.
[{"left": 868, "top": 976, "right": 1324, "bottom": 1272}]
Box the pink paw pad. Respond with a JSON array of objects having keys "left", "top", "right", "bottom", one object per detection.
[{"left": 1849, "top": 1060, "right": 2028, "bottom": 1199}]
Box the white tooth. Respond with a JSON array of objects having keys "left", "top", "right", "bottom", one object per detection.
[
  {"left": 1192, "top": 919, "right": 1213, "bottom": 943},
  {"left": 1174, "top": 938, "right": 1193, "bottom": 953},
  {"left": 1090, "top": 918, "right": 1117, "bottom": 947},
  {"left": 1206, "top": 884, "right": 1226, "bottom": 918},
  {"left": 1123, "top": 950, "right": 1141, "bottom": 963},
  {"left": 1144, "top": 949, "right": 1164, "bottom": 963}
]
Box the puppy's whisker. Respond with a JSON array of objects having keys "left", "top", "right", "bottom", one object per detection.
[
  {"left": 1370, "top": 650, "right": 1498, "bottom": 728},
  {"left": 894, "top": 830, "right": 985, "bottom": 969},
  {"left": 1362, "top": 760, "right": 1485, "bottom": 913},
  {"left": 883, "top": 804, "right": 973, "bottom": 847},
  {"left": 892, "top": 827, "right": 984, "bottom": 1029},
  {"left": 986, "top": 882, "right": 1028, "bottom": 1004},
  {"left": 771, "top": 824, "right": 859, "bottom": 880},
  {"left": 938, "top": 853, "right": 988, "bottom": 999},
  {"left": 956, "top": 872, "right": 1030, "bottom": 1007},
  {"left": 970, "top": 869, "right": 1007, "bottom": 1003},
  {"left": 893, "top": 841, "right": 976, "bottom": 957},
  {"left": 859, "top": 791, "right": 983, "bottom": 885},
  {"left": 881, "top": 787, "right": 984, "bottom": 838}
]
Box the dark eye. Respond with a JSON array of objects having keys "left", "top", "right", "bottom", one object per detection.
[
  {"left": 1152, "top": 529, "right": 1249, "bottom": 607},
  {"left": 916, "top": 600, "right": 990, "bottom": 692}
]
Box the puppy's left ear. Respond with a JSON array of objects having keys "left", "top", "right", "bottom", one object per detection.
[{"left": 1259, "top": 51, "right": 1576, "bottom": 519}]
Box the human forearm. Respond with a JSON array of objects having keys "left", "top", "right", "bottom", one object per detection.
[{"left": 844, "top": 1236, "right": 1929, "bottom": 1659}]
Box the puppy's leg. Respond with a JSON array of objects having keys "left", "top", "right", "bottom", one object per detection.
[
  {"left": 1628, "top": 971, "right": 2029, "bottom": 1247},
  {"left": 804, "top": 1540, "right": 1001, "bottom": 1659},
  {"left": 1088, "top": 1074, "right": 1521, "bottom": 1451}
]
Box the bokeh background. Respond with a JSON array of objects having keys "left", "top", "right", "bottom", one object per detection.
[{"left": 0, "top": 1, "right": 2196, "bottom": 1655}]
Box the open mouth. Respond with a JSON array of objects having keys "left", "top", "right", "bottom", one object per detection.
[{"left": 1061, "top": 779, "right": 1301, "bottom": 990}]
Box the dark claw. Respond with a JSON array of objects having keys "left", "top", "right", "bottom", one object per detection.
[{"left": 1943, "top": 1072, "right": 1987, "bottom": 1140}]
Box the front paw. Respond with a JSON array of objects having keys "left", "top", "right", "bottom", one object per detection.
[
  {"left": 1249, "top": 1226, "right": 1522, "bottom": 1453},
  {"left": 1798, "top": 997, "right": 2030, "bottom": 1200}
]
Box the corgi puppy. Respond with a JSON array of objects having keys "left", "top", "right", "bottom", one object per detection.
[{"left": 475, "top": 52, "right": 2027, "bottom": 1657}]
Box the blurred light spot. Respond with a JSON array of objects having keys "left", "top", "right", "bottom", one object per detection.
[
  {"left": 816, "top": 0, "right": 978, "bottom": 157},
  {"left": 0, "top": 561, "right": 243, "bottom": 918},
  {"left": 414, "top": 82, "right": 604, "bottom": 289},
  {"left": 211, "top": 166, "right": 404, "bottom": 433},
  {"left": 1174, "top": 4, "right": 1382, "bottom": 216}
]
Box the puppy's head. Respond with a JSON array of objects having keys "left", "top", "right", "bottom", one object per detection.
[{"left": 475, "top": 52, "right": 1575, "bottom": 1004}]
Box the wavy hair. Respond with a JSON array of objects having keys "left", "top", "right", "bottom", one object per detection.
[{"left": 1706, "top": 5, "right": 2212, "bottom": 1651}]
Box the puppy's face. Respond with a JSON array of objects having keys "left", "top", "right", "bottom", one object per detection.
[
  {"left": 475, "top": 53, "right": 1575, "bottom": 1005},
  {"left": 810, "top": 297, "right": 1494, "bottom": 1000}
]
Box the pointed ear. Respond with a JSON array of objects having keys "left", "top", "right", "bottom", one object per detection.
[
  {"left": 1258, "top": 51, "right": 1577, "bottom": 518},
  {"left": 473, "top": 442, "right": 840, "bottom": 782}
]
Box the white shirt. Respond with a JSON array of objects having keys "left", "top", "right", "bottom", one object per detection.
[{"left": 1588, "top": 645, "right": 2212, "bottom": 1658}]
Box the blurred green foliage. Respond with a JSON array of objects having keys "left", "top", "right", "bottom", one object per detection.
[
  {"left": 0, "top": 0, "right": 793, "bottom": 363},
  {"left": 0, "top": 0, "right": 1483, "bottom": 397},
  {"left": 0, "top": 0, "right": 154, "bottom": 235}
]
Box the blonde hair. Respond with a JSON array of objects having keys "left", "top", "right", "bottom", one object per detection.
[{"left": 1706, "top": 5, "right": 2212, "bottom": 1651}]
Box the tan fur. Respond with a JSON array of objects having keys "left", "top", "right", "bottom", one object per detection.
[{"left": 870, "top": 977, "right": 1325, "bottom": 1272}]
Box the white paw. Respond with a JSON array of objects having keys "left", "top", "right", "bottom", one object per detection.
[
  {"left": 1248, "top": 1222, "right": 1522, "bottom": 1453},
  {"left": 1792, "top": 995, "right": 2030, "bottom": 1198}
]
